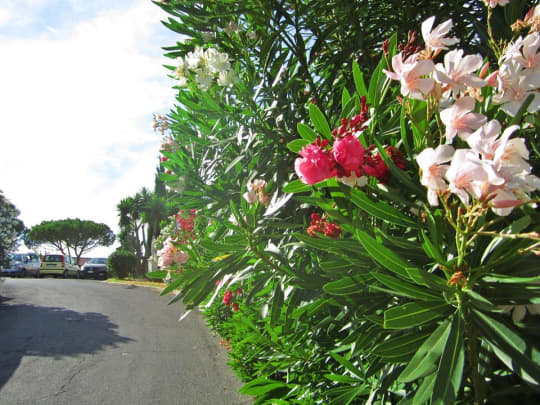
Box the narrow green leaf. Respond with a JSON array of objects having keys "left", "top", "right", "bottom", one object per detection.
[
  {"left": 431, "top": 311, "right": 465, "bottom": 405},
  {"left": 384, "top": 301, "right": 450, "bottom": 330},
  {"left": 270, "top": 283, "right": 284, "bottom": 327},
  {"left": 473, "top": 309, "right": 540, "bottom": 385},
  {"left": 352, "top": 60, "right": 368, "bottom": 98},
  {"left": 330, "top": 352, "right": 363, "bottom": 379},
  {"left": 349, "top": 188, "right": 417, "bottom": 228},
  {"left": 413, "top": 373, "right": 436, "bottom": 405},
  {"left": 297, "top": 122, "right": 318, "bottom": 142},
  {"left": 323, "top": 275, "right": 370, "bottom": 295},
  {"left": 286, "top": 139, "right": 310, "bottom": 153},
  {"left": 356, "top": 230, "right": 417, "bottom": 281},
  {"left": 238, "top": 378, "right": 289, "bottom": 396},
  {"left": 371, "top": 272, "right": 440, "bottom": 301},
  {"left": 399, "top": 320, "right": 451, "bottom": 382},
  {"left": 159, "top": 277, "right": 183, "bottom": 296},
  {"left": 309, "top": 103, "right": 332, "bottom": 139},
  {"left": 282, "top": 179, "right": 312, "bottom": 194},
  {"left": 342, "top": 87, "right": 351, "bottom": 111},
  {"left": 372, "top": 332, "right": 430, "bottom": 358}
]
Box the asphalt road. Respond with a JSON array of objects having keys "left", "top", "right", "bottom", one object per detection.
[{"left": 0, "top": 278, "right": 250, "bottom": 405}]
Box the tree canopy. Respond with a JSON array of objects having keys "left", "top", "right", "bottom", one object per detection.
[
  {"left": 0, "top": 190, "right": 24, "bottom": 266},
  {"left": 28, "top": 219, "right": 115, "bottom": 263}
]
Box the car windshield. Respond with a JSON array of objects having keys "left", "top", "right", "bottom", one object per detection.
[
  {"left": 8, "top": 254, "right": 25, "bottom": 262},
  {"left": 43, "top": 255, "right": 63, "bottom": 262},
  {"left": 88, "top": 258, "right": 107, "bottom": 264}
]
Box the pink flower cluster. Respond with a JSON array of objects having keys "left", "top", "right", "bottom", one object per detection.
[
  {"left": 175, "top": 209, "right": 197, "bottom": 244},
  {"left": 223, "top": 288, "right": 242, "bottom": 311},
  {"left": 307, "top": 213, "right": 342, "bottom": 238},
  {"left": 157, "top": 238, "right": 190, "bottom": 268},
  {"left": 294, "top": 99, "right": 406, "bottom": 187}
]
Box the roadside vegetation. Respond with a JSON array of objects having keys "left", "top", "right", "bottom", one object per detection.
[{"left": 122, "top": 1, "right": 540, "bottom": 403}]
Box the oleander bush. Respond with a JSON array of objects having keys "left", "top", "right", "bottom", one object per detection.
[{"left": 149, "top": 1, "right": 540, "bottom": 403}]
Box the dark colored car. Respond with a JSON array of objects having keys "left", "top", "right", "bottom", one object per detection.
[{"left": 81, "top": 258, "right": 108, "bottom": 279}]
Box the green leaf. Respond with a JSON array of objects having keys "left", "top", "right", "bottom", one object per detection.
[
  {"left": 159, "top": 277, "right": 183, "bottom": 296},
  {"left": 384, "top": 301, "right": 450, "bottom": 330},
  {"left": 399, "top": 320, "right": 451, "bottom": 382},
  {"left": 270, "top": 283, "right": 284, "bottom": 327},
  {"left": 323, "top": 275, "right": 370, "bottom": 295},
  {"left": 342, "top": 87, "right": 351, "bottom": 111},
  {"left": 330, "top": 352, "right": 363, "bottom": 379},
  {"left": 371, "top": 272, "right": 439, "bottom": 301},
  {"left": 372, "top": 332, "right": 430, "bottom": 359},
  {"left": 352, "top": 60, "right": 368, "bottom": 98},
  {"left": 473, "top": 309, "right": 540, "bottom": 385},
  {"left": 349, "top": 188, "right": 418, "bottom": 229},
  {"left": 412, "top": 373, "right": 436, "bottom": 405},
  {"left": 297, "top": 122, "right": 318, "bottom": 143},
  {"left": 282, "top": 179, "right": 312, "bottom": 194},
  {"left": 309, "top": 103, "right": 332, "bottom": 139},
  {"left": 286, "top": 139, "right": 310, "bottom": 153},
  {"left": 238, "top": 378, "right": 290, "bottom": 396},
  {"left": 431, "top": 311, "right": 464, "bottom": 405},
  {"left": 356, "top": 230, "right": 419, "bottom": 281}
]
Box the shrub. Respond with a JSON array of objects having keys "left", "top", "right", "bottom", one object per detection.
[{"left": 107, "top": 249, "right": 136, "bottom": 279}]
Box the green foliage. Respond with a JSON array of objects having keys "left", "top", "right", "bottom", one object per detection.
[
  {"left": 150, "top": 0, "right": 540, "bottom": 403},
  {"left": 107, "top": 249, "right": 137, "bottom": 279}
]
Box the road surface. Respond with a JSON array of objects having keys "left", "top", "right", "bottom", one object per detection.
[{"left": 0, "top": 278, "right": 249, "bottom": 405}]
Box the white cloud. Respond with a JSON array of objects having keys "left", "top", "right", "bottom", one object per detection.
[
  {"left": 0, "top": 8, "right": 15, "bottom": 27},
  {"left": 0, "top": 1, "right": 178, "bottom": 257}
]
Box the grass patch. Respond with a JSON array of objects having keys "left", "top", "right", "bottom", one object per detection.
[{"left": 106, "top": 277, "right": 167, "bottom": 289}]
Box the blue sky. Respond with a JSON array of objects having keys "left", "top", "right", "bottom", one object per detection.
[{"left": 0, "top": 0, "right": 179, "bottom": 257}]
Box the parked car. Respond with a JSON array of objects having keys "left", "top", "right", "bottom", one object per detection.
[
  {"left": 81, "top": 258, "right": 108, "bottom": 279},
  {"left": 0, "top": 253, "right": 41, "bottom": 277},
  {"left": 40, "top": 254, "right": 80, "bottom": 278}
]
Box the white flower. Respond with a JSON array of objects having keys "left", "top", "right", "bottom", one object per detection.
[
  {"left": 205, "top": 48, "right": 231, "bottom": 74},
  {"left": 194, "top": 68, "right": 214, "bottom": 90},
  {"left": 185, "top": 46, "right": 205, "bottom": 69},
  {"left": 434, "top": 49, "right": 486, "bottom": 96},
  {"left": 493, "top": 61, "right": 540, "bottom": 116},
  {"left": 440, "top": 96, "right": 487, "bottom": 143},
  {"left": 416, "top": 145, "right": 455, "bottom": 206},
  {"left": 421, "top": 16, "right": 459, "bottom": 54},
  {"left": 217, "top": 70, "right": 238, "bottom": 87},
  {"left": 383, "top": 52, "right": 435, "bottom": 100},
  {"left": 445, "top": 149, "right": 492, "bottom": 206}
]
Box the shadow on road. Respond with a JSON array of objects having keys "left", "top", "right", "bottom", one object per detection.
[{"left": 0, "top": 297, "right": 133, "bottom": 389}]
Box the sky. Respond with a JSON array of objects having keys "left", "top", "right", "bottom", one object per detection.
[{"left": 0, "top": 0, "right": 179, "bottom": 258}]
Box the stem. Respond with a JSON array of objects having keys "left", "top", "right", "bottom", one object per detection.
[
  {"left": 486, "top": 7, "right": 502, "bottom": 59},
  {"left": 465, "top": 314, "right": 485, "bottom": 404}
]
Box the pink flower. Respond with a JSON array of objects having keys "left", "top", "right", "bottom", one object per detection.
[
  {"left": 440, "top": 96, "right": 487, "bottom": 143},
  {"left": 445, "top": 149, "right": 491, "bottom": 206},
  {"left": 416, "top": 145, "right": 455, "bottom": 206},
  {"left": 295, "top": 144, "right": 336, "bottom": 185},
  {"left": 421, "top": 16, "right": 459, "bottom": 54},
  {"left": 493, "top": 61, "right": 540, "bottom": 116},
  {"left": 434, "top": 49, "right": 486, "bottom": 96},
  {"left": 332, "top": 134, "right": 365, "bottom": 175},
  {"left": 384, "top": 52, "right": 435, "bottom": 100},
  {"left": 157, "top": 238, "right": 189, "bottom": 268}
]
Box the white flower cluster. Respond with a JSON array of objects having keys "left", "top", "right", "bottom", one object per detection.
[
  {"left": 174, "top": 46, "right": 238, "bottom": 90},
  {"left": 383, "top": 14, "right": 540, "bottom": 215},
  {"left": 493, "top": 32, "right": 540, "bottom": 116}
]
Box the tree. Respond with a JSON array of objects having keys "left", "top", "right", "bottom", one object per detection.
[
  {"left": 116, "top": 185, "right": 170, "bottom": 276},
  {"left": 0, "top": 190, "right": 24, "bottom": 266},
  {"left": 28, "top": 219, "right": 115, "bottom": 264}
]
